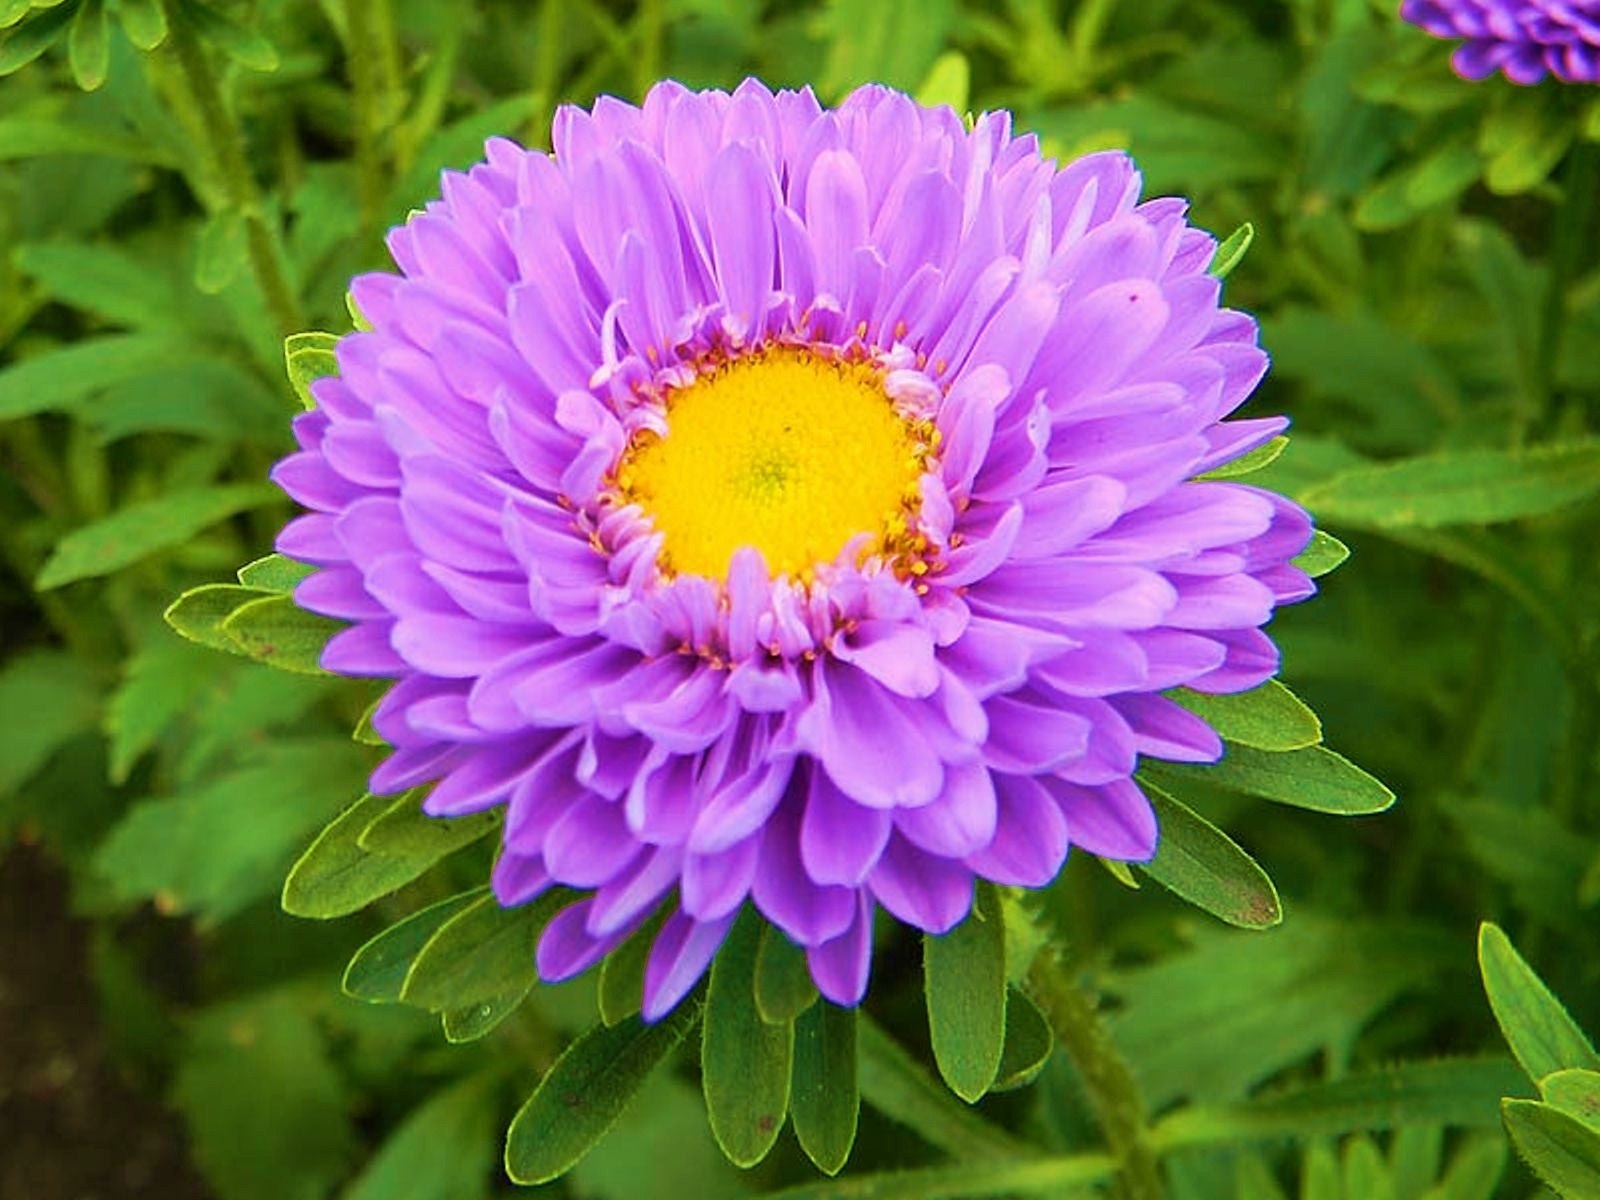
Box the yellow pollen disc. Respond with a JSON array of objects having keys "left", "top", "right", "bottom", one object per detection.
[{"left": 617, "top": 347, "right": 928, "bottom": 580}]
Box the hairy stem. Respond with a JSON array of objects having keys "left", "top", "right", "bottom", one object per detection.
[
  {"left": 157, "top": 0, "right": 302, "bottom": 337},
  {"left": 345, "top": 0, "right": 399, "bottom": 229},
  {"left": 1026, "top": 951, "right": 1164, "bottom": 1200}
]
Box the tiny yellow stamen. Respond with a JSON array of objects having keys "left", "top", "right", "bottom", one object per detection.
[{"left": 616, "top": 346, "right": 928, "bottom": 580}]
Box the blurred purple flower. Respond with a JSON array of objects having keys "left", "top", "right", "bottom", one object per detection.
[
  {"left": 271, "top": 80, "right": 1314, "bottom": 1019},
  {"left": 1400, "top": 0, "right": 1600, "bottom": 84}
]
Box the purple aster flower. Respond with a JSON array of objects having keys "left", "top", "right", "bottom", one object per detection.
[
  {"left": 1400, "top": 0, "right": 1600, "bottom": 84},
  {"left": 271, "top": 79, "right": 1315, "bottom": 1021}
]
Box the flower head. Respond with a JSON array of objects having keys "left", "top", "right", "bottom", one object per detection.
[
  {"left": 272, "top": 80, "right": 1315, "bottom": 1020},
  {"left": 1400, "top": 0, "right": 1600, "bottom": 84}
]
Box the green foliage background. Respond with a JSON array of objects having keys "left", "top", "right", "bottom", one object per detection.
[{"left": 3, "top": 0, "right": 1600, "bottom": 1197}]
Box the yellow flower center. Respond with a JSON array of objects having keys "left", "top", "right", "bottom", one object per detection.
[{"left": 616, "top": 346, "right": 931, "bottom": 580}]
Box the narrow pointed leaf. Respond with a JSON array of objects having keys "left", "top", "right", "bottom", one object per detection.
[
  {"left": 792, "top": 1002, "right": 859, "bottom": 1175},
  {"left": 441, "top": 987, "right": 531, "bottom": 1044},
  {"left": 925, "top": 880, "right": 1007, "bottom": 1102},
  {"left": 402, "top": 891, "right": 565, "bottom": 1011},
  {"left": 1502, "top": 1099, "right": 1600, "bottom": 1200},
  {"left": 37, "top": 484, "right": 277, "bottom": 589},
  {"left": 1299, "top": 441, "right": 1600, "bottom": 529},
  {"left": 1145, "top": 744, "right": 1394, "bottom": 815},
  {"left": 1171, "top": 680, "right": 1321, "bottom": 751},
  {"left": 703, "top": 909, "right": 793, "bottom": 1167},
  {"left": 282, "top": 793, "right": 431, "bottom": 919},
  {"left": 1139, "top": 782, "right": 1280, "bottom": 928},
  {"left": 236, "top": 553, "right": 314, "bottom": 593},
  {"left": 357, "top": 791, "right": 500, "bottom": 858},
  {"left": 504, "top": 1003, "right": 700, "bottom": 1185},
  {"left": 165, "top": 583, "right": 274, "bottom": 655},
  {"left": 1200, "top": 434, "right": 1287, "bottom": 480},
  {"left": 1293, "top": 530, "right": 1350, "bottom": 578},
  {"left": 220, "top": 594, "right": 340, "bottom": 674},
  {"left": 1479, "top": 923, "right": 1600, "bottom": 1083},
  {"left": 342, "top": 890, "right": 486, "bottom": 1003},
  {"left": 1152, "top": 1058, "right": 1528, "bottom": 1151},
  {"left": 179, "top": 0, "right": 278, "bottom": 70}
]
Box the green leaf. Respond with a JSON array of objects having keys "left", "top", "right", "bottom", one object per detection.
[
  {"left": 1542, "top": 1070, "right": 1600, "bottom": 1134},
  {"left": 1344, "top": 1136, "right": 1394, "bottom": 1200},
  {"left": 1299, "top": 441, "right": 1600, "bottom": 529},
  {"left": 115, "top": 0, "right": 167, "bottom": 48},
  {"left": 0, "top": 2, "right": 70, "bottom": 74},
  {"left": 15, "top": 241, "right": 182, "bottom": 329},
  {"left": 178, "top": 0, "right": 278, "bottom": 70},
  {"left": 1144, "top": 744, "right": 1395, "bottom": 816},
  {"left": 1389, "top": 1122, "right": 1442, "bottom": 1200},
  {"left": 914, "top": 50, "right": 969, "bottom": 112},
  {"left": 0, "top": 649, "right": 100, "bottom": 797},
  {"left": 1501, "top": 1099, "right": 1600, "bottom": 1200},
  {"left": 194, "top": 208, "right": 248, "bottom": 293},
  {"left": 0, "top": 333, "right": 197, "bottom": 420},
  {"left": 1480, "top": 91, "right": 1573, "bottom": 195},
  {"left": 0, "top": 115, "right": 179, "bottom": 164},
  {"left": 1423, "top": 1134, "right": 1506, "bottom": 1200},
  {"left": 992, "top": 986, "right": 1053, "bottom": 1093},
  {"left": 357, "top": 791, "right": 500, "bottom": 858},
  {"left": 284, "top": 331, "right": 340, "bottom": 409},
  {"left": 165, "top": 583, "right": 272, "bottom": 656},
  {"left": 37, "top": 483, "right": 277, "bottom": 590},
  {"left": 597, "top": 911, "right": 667, "bottom": 1026},
  {"left": 343, "top": 1073, "right": 500, "bottom": 1200},
  {"left": 219, "top": 594, "right": 340, "bottom": 674},
  {"left": 441, "top": 988, "right": 530, "bottom": 1044},
  {"left": 104, "top": 636, "right": 218, "bottom": 784},
  {"left": 703, "top": 908, "right": 794, "bottom": 1167},
  {"left": 856, "top": 1015, "right": 1027, "bottom": 1162},
  {"left": 174, "top": 993, "right": 355, "bottom": 1200},
  {"left": 818, "top": 0, "right": 953, "bottom": 96},
  {"left": 0, "top": 1, "right": 28, "bottom": 30},
  {"left": 95, "top": 740, "right": 369, "bottom": 924},
  {"left": 924, "top": 880, "right": 1007, "bottom": 1103},
  {"left": 755, "top": 922, "right": 819, "bottom": 1024},
  {"left": 67, "top": 0, "right": 108, "bottom": 89},
  {"left": 504, "top": 1003, "right": 701, "bottom": 1186},
  {"left": 1478, "top": 923, "right": 1600, "bottom": 1084},
  {"left": 1151, "top": 1058, "right": 1528, "bottom": 1151},
  {"left": 1171, "top": 680, "right": 1322, "bottom": 752},
  {"left": 1293, "top": 530, "right": 1351, "bottom": 579},
  {"left": 282, "top": 793, "right": 428, "bottom": 919},
  {"left": 341, "top": 890, "right": 485, "bottom": 1003},
  {"left": 402, "top": 891, "right": 562, "bottom": 1011},
  {"left": 236, "top": 553, "right": 313, "bottom": 593},
  {"left": 791, "top": 1002, "right": 860, "bottom": 1176},
  {"left": 1138, "top": 782, "right": 1281, "bottom": 929},
  {"left": 1210, "top": 222, "right": 1255, "bottom": 280},
  {"left": 1199, "top": 435, "right": 1287, "bottom": 480}
]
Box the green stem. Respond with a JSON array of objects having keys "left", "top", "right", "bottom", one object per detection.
[
  {"left": 1026, "top": 951, "right": 1164, "bottom": 1200},
  {"left": 633, "top": 0, "right": 662, "bottom": 101},
  {"left": 158, "top": 0, "right": 302, "bottom": 337},
  {"left": 1529, "top": 139, "right": 1600, "bottom": 444},
  {"left": 345, "top": 0, "right": 397, "bottom": 229},
  {"left": 1068, "top": 0, "right": 1116, "bottom": 71}
]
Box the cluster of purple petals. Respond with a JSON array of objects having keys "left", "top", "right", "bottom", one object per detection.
[
  {"left": 271, "top": 79, "right": 1316, "bottom": 1020},
  {"left": 1401, "top": 0, "right": 1600, "bottom": 83}
]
